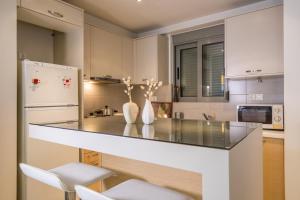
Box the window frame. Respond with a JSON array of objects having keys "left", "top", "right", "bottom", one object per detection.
[{"left": 174, "top": 35, "right": 228, "bottom": 102}]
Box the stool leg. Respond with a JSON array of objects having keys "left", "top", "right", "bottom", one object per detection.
[{"left": 64, "top": 191, "right": 76, "bottom": 200}]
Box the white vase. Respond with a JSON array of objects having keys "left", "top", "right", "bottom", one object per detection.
[
  {"left": 123, "top": 101, "right": 139, "bottom": 124},
  {"left": 142, "top": 125, "right": 155, "bottom": 139},
  {"left": 142, "top": 99, "right": 155, "bottom": 124},
  {"left": 123, "top": 124, "right": 138, "bottom": 137}
]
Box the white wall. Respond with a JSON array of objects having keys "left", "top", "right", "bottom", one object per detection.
[
  {"left": 284, "top": 0, "right": 300, "bottom": 199},
  {"left": 0, "top": 0, "right": 17, "bottom": 200},
  {"left": 17, "top": 21, "right": 54, "bottom": 63}
]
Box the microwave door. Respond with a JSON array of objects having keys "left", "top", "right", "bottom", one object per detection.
[{"left": 238, "top": 106, "right": 273, "bottom": 125}]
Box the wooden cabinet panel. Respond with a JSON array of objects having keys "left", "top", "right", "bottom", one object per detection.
[
  {"left": 81, "top": 149, "right": 100, "bottom": 166},
  {"left": 81, "top": 150, "right": 102, "bottom": 191},
  {"left": 90, "top": 26, "right": 123, "bottom": 79},
  {"left": 225, "top": 6, "right": 283, "bottom": 78},
  {"left": 263, "top": 138, "right": 285, "bottom": 200},
  {"left": 21, "top": 0, "right": 83, "bottom": 26}
]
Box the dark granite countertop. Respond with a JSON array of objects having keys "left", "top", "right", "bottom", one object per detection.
[{"left": 31, "top": 116, "right": 260, "bottom": 150}]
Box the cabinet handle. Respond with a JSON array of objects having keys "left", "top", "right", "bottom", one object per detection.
[
  {"left": 103, "top": 75, "right": 112, "bottom": 79},
  {"left": 176, "top": 67, "right": 180, "bottom": 80},
  {"left": 48, "top": 10, "right": 64, "bottom": 18},
  {"left": 255, "top": 69, "right": 262, "bottom": 73},
  {"left": 245, "top": 70, "right": 251, "bottom": 73}
]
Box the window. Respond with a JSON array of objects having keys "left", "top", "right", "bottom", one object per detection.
[
  {"left": 173, "top": 25, "right": 227, "bottom": 102},
  {"left": 202, "top": 42, "right": 225, "bottom": 97}
]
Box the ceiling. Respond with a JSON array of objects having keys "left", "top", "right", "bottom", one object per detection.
[{"left": 63, "top": 0, "right": 264, "bottom": 33}]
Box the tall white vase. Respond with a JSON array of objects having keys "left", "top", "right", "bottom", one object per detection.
[
  {"left": 142, "top": 99, "right": 155, "bottom": 124},
  {"left": 142, "top": 125, "right": 155, "bottom": 139},
  {"left": 123, "top": 101, "right": 139, "bottom": 124}
]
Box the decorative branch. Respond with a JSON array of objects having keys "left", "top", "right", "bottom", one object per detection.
[
  {"left": 140, "top": 78, "right": 163, "bottom": 100},
  {"left": 122, "top": 76, "right": 134, "bottom": 102}
]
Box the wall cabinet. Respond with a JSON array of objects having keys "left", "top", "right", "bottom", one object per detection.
[
  {"left": 263, "top": 138, "right": 284, "bottom": 200},
  {"left": 133, "top": 35, "right": 169, "bottom": 84},
  {"left": 84, "top": 25, "right": 134, "bottom": 80},
  {"left": 90, "top": 26, "right": 123, "bottom": 79},
  {"left": 225, "top": 6, "right": 283, "bottom": 78},
  {"left": 20, "top": 0, "right": 83, "bottom": 27}
]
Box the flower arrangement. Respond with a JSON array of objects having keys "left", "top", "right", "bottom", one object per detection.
[
  {"left": 123, "top": 76, "right": 134, "bottom": 102},
  {"left": 140, "top": 79, "right": 163, "bottom": 100}
]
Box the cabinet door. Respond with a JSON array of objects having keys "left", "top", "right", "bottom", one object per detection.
[
  {"left": 90, "top": 27, "right": 123, "bottom": 79},
  {"left": 226, "top": 6, "right": 283, "bottom": 78},
  {"left": 134, "top": 36, "right": 158, "bottom": 84},
  {"left": 21, "top": 0, "right": 83, "bottom": 26},
  {"left": 122, "top": 37, "right": 134, "bottom": 79},
  {"left": 263, "top": 138, "right": 284, "bottom": 200}
]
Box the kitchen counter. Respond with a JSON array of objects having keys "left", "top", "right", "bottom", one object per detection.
[
  {"left": 263, "top": 130, "right": 285, "bottom": 139},
  {"left": 36, "top": 117, "right": 258, "bottom": 150},
  {"left": 28, "top": 117, "right": 263, "bottom": 200}
]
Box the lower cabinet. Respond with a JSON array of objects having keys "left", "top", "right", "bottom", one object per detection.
[
  {"left": 81, "top": 149, "right": 102, "bottom": 191},
  {"left": 263, "top": 138, "right": 285, "bottom": 200}
]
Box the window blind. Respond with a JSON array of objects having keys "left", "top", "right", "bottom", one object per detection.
[
  {"left": 202, "top": 42, "right": 225, "bottom": 97},
  {"left": 180, "top": 47, "right": 198, "bottom": 97}
]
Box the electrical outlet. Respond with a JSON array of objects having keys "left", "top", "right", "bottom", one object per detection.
[
  {"left": 256, "top": 94, "right": 264, "bottom": 101},
  {"left": 247, "top": 94, "right": 256, "bottom": 101}
]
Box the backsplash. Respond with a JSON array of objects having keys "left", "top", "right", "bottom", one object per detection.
[
  {"left": 84, "top": 83, "right": 172, "bottom": 117},
  {"left": 84, "top": 76, "right": 283, "bottom": 121},
  {"left": 84, "top": 83, "right": 129, "bottom": 116},
  {"left": 173, "top": 76, "right": 284, "bottom": 121}
]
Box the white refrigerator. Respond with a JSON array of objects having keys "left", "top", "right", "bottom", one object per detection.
[{"left": 18, "top": 60, "right": 80, "bottom": 200}]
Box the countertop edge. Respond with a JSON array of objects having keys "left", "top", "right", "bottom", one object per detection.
[{"left": 263, "top": 130, "right": 284, "bottom": 139}]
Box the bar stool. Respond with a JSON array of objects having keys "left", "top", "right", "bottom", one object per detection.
[
  {"left": 19, "top": 162, "right": 113, "bottom": 200},
  {"left": 75, "top": 179, "right": 194, "bottom": 200}
]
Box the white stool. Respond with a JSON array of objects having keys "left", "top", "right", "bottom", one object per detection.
[
  {"left": 19, "top": 162, "right": 113, "bottom": 200},
  {"left": 75, "top": 179, "right": 194, "bottom": 200}
]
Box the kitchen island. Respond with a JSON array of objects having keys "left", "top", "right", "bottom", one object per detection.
[{"left": 28, "top": 117, "right": 262, "bottom": 200}]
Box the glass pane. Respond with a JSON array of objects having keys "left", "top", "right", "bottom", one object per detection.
[
  {"left": 180, "top": 47, "right": 197, "bottom": 97},
  {"left": 238, "top": 106, "right": 273, "bottom": 124},
  {"left": 202, "top": 42, "right": 225, "bottom": 97}
]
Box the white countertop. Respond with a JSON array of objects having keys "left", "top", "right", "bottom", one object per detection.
[{"left": 263, "top": 130, "right": 284, "bottom": 139}]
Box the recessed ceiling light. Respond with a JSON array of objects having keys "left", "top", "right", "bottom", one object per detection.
[{"left": 137, "top": 0, "right": 142, "bottom": 2}]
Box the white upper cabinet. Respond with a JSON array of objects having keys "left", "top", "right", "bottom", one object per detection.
[
  {"left": 84, "top": 25, "right": 134, "bottom": 80},
  {"left": 134, "top": 35, "right": 169, "bottom": 84},
  {"left": 225, "top": 5, "right": 283, "bottom": 78},
  {"left": 90, "top": 26, "right": 123, "bottom": 79},
  {"left": 20, "top": 0, "right": 83, "bottom": 26},
  {"left": 122, "top": 37, "right": 134, "bottom": 79}
]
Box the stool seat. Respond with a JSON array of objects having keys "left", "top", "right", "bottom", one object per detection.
[
  {"left": 20, "top": 162, "right": 113, "bottom": 197},
  {"left": 76, "top": 179, "right": 194, "bottom": 200},
  {"left": 50, "top": 162, "right": 113, "bottom": 191}
]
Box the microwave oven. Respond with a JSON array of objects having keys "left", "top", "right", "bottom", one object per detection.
[{"left": 237, "top": 104, "right": 284, "bottom": 130}]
